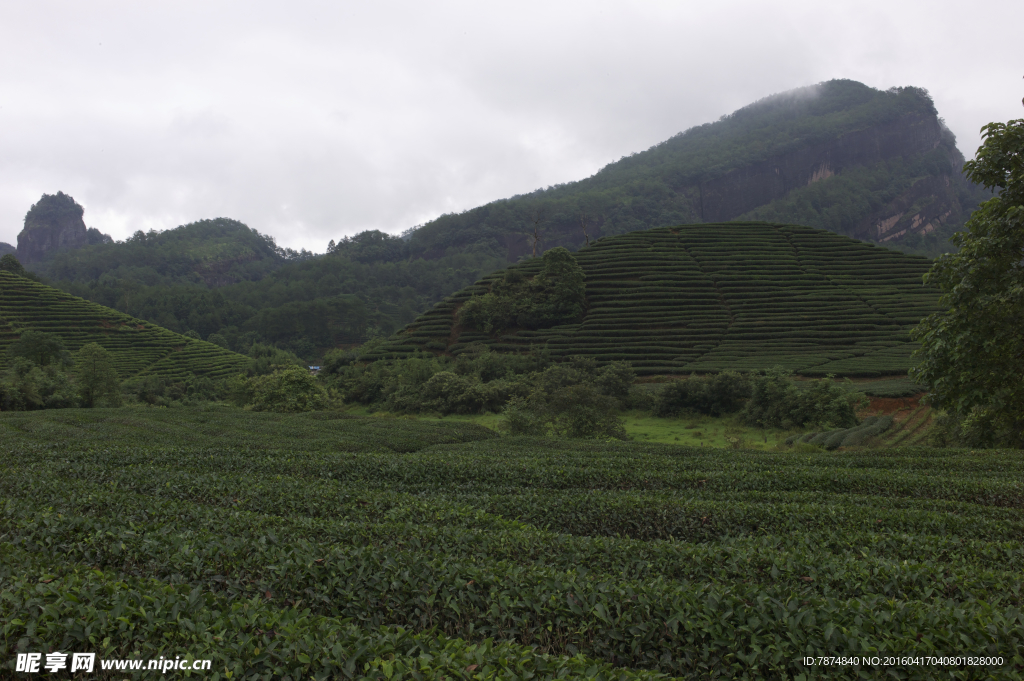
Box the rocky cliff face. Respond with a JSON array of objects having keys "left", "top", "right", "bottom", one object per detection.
[
  {"left": 698, "top": 112, "right": 978, "bottom": 243},
  {"left": 698, "top": 113, "right": 941, "bottom": 220},
  {"left": 17, "top": 192, "right": 90, "bottom": 263}
]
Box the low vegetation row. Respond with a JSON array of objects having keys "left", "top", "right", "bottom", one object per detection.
[
  {"left": 321, "top": 346, "right": 875, "bottom": 443},
  {"left": 1, "top": 410, "right": 1020, "bottom": 678}
]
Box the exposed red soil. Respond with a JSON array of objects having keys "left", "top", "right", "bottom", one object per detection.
[{"left": 866, "top": 395, "right": 921, "bottom": 414}]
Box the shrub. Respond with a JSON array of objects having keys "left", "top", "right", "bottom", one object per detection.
[
  {"left": 743, "top": 367, "right": 862, "bottom": 429},
  {"left": 122, "top": 375, "right": 186, "bottom": 406},
  {"left": 547, "top": 383, "right": 627, "bottom": 439},
  {"left": 655, "top": 371, "right": 751, "bottom": 417},
  {"left": 245, "top": 365, "right": 329, "bottom": 413},
  {"left": 499, "top": 396, "right": 548, "bottom": 436},
  {"left": 593, "top": 361, "right": 637, "bottom": 402},
  {"left": 0, "top": 357, "right": 79, "bottom": 410}
]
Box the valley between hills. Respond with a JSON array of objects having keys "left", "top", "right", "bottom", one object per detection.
[{"left": 2, "top": 79, "right": 1022, "bottom": 679}]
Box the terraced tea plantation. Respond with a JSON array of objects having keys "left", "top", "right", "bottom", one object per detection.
[
  {"left": 374, "top": 223, "right": 942, "bottom": 377},
  {"left": 0, "top": 271, "right": 248, "bottom": 380},
  {"left": 2, "top": 409, "right": 1021, "bottom": 679}
]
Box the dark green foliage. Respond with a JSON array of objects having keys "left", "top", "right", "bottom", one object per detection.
[
  {"left": 22, "top": 191, "right": 83, "bottom": 230},
  {"left": 743, "top": 367, "right": 862, "bottom": 429},
  {"left": 243, "top": 342, "right": 308, "bottom": 375},
  {"left": 459, "top": 247, "right": 586, "bottom": 333},
  {"left": 246, "top": 294, "right": 368, "bottom": 349},
  {"left": 34, "top": 219, "right": 506, "bottom": 359},
  {"left": 1, "top": 411, "right": 1022, "bottom": 679},
  {"left": 419, "top": 371, "right": 519, "bottom": 415},
  {"left": 73, "top": 342, "right": 121, "bottom": 408},
  {"left": 0, "top": 357, "right": 78, "bottom": 410},
  {"left": 120, "top": 374, "right": 186, "bottom": 406},
  {"left": 654, "top": 371, "right": 751, "bottom": 416},
  {"left": 86, "top": 226, "right": 112, "bottom": 245},
  {"left": 120, "top": 373, "right": 223, "bottom": 407},
  {"left": 327, "top": 229, "right": 407, "bottom": 263},
  {"left": 544, "top": 382, "right": 627, "bottom": 439},
  {"left": 0, "top": 253, "right": 25, "bottom": 276},
  {"left": 499, "top": 358, "right": 631, "bottom": 439},
  {"left": 206, "top": 332, "right": 229, "bottom": 348},
  {"left": 6, "top": 329, "right": 72, "bottom": 367},
  {"left": 912, "top": 116, "right": 1024, "bottom": 448},
  {"left": 244, "top": 365, "right": 329, "bottom": 412},
  {"left": 326, "top": 347, "right": 552, "bottom": 416}
]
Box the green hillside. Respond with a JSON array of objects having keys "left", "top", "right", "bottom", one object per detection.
[
  {"left": 20, "top": 81, "right": 984, "bottom": 361},
  {"left": 0, "top": 271, "right": 248, "bottom": 380},
  {"left": 31, "top": 217, "right": 292, "bottom": 286},
  {"left": 373, "top": 223, "right": 941, "bottom": 377}
]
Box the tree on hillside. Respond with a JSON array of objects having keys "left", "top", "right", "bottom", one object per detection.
[
  {"left": 0, "top": 254, "right": 26, "bottom": 276},
  {"left": 459, "top": 247, "right": 586, "bottom": 334},
  {"left": 911, "top": 109, "right": 1024, "bottom": 447},
  {"left": 74, "top": 343, "right": 122, "bottom": 407},
  {"left": 0, "top": 357, "right": 79, "bottom": 411},
  {"left": 7, "top": 330, "right": 72, "bottom": 367},
  {"left": 499, "top": 357, "right": 631, "bottom": 439},
  {"left": 524, "top": 205, "right": 547, "bottom": 258},
  {"left": 243, "top": 365, "right": 329, "bottom": 412}
]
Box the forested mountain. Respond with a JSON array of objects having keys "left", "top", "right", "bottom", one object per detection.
[
  {"left": 16, "top": 79, "right": 985, "bottom": 361},
  {"left": 403, "top": 80, "right": 988, "bottom": 260},
  {"left": 30, "top": 224, "right": 504, "bottom": 360}
]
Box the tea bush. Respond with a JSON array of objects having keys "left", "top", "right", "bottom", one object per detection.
[{"left": 1, "top": 409, "right": 1021, "bottom": 678}]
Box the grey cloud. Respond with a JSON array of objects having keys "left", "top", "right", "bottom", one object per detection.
[{"left": 0, "top": 0, "right": 1020, "bottom": 251}]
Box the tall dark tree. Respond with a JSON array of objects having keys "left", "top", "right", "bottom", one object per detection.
[
  {"left": 74, "top": 343, "right": 121, "bottom": 408},
  {"left": 912, "top": 103, "right": 1024, "bottom": 447},
  {"left": 6, "top": 330, "right": 72, "bottom": 367}
]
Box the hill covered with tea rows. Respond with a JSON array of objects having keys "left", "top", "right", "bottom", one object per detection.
[
  {"left": 1, "top": 409, "right": 1020, "bottom": 678},
  {"left": 0, "top": 271, "right": 248, "bottom": 380},
  {"left": 374, "top": 222, "right": 941, "bottom": 377}
]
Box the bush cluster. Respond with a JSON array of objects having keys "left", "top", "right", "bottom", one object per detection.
[
  {"left": 653, "top": 371, "right": 751, "bottom": 417},
  {"left": 323, "top": 346, "right": 551, "bottom": 415},
  {"left": 742, "top": 366, "right": 864, "bottom": 429},
  {"left": 458, "top": 247, "right": 586, "bottom": 334},
  {"left": 324, "top": 347, "right": 634, "bottom": 439},
  {"left": 1, "top": 337, "right": 122, "bottom": 410}
]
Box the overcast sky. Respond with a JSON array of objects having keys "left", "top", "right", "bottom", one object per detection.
[{"left": 1, "top": 1, "right": 1021, "bottom": 251}]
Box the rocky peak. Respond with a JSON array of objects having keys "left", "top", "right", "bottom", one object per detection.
[{"left": 16, "top": 192, "right": 106, "bottom": 263}]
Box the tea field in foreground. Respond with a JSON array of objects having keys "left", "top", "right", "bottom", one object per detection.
[{"left": 2, "top": 409, "right": 1022, "bottom": 679}]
